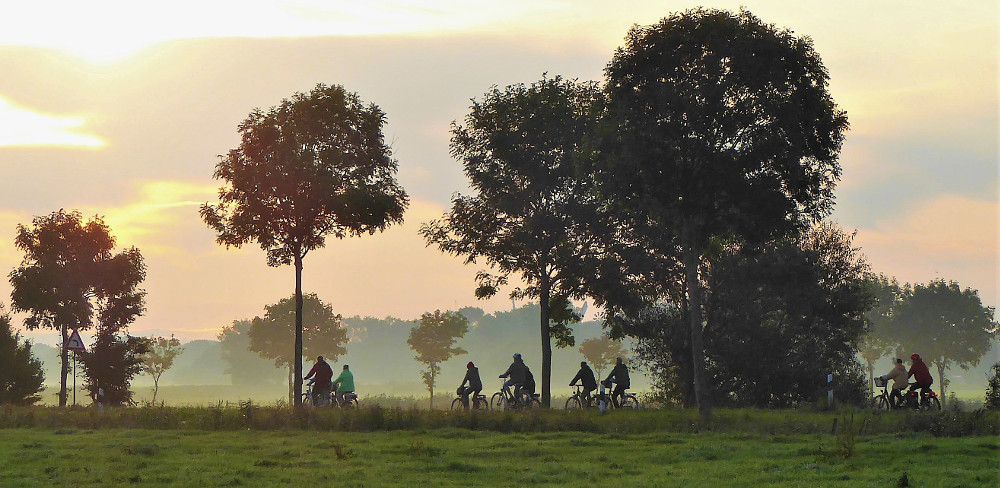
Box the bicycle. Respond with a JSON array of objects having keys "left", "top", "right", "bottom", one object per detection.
[
  {"left": 595, "top": 380, "right": 640, "bottom": 410},
  {"left": 902, "top": 383, "right": 941, "bottom": 411},
  {"left": 872, "top": 376, "right": 898, "bottom": 411},
  {"left": 490, "top": 381, "right": 541, "bottom": 411},
  {"left": 565, "top": 385, "right": 595, "bottom": 410},
  {"left": 332, "top": 386, "right": 359, "bottom": 408},
  {"left": 451, "top": 387, "right": 488, "bottom": 411},
  {"left": 302, "top": 380, "right": 331, "bottom": 407}
]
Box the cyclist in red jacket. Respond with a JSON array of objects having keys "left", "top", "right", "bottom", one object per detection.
[
  {"left": 304, "top": 356, "right": 334, "bottom": 406},
  {"left": 906, "top": 353, "right": 933, "bottom": 404}
]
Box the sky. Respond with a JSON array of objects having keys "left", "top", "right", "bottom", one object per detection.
[{"left": 0, "top": 1, "right": 996, "bottom": 345}]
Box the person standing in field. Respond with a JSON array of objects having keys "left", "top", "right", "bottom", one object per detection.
[
  {"left": 332, "top": 364, "right": 355, "bottom": 406},
  {"left": 304, "top": 356, "right": 333, "bottom": 406},
  {"left": 458, "top": 361, "right": 482, "bottom": 409},
  {"left": 878, "top": 358, "right": 907, "bottom": 408}
]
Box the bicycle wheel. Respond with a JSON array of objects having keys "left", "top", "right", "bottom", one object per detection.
[
  {"left": 451, "top": 398, "right": 464, "bottom": 411},
  {"left": 922, "top": 396, "right": 941, "bottom": 412},
  {"left": 528, "top": 397, "right": 542, "bottom": 409},
  {"left": 473, "top": 396, "right": 489, "bottom": 410},
  {"left": 873, "top": 395, "right": 889, "bottom": 411},
  {"left": 301, "top": 394, "right": 312, "bottom": 408},
  {"left": 620, "top": 395, "right": 639, "bottom": 410},
  {"left": 491, "top": 392, "right": 507, "bottom": 411},
  {"left": 565, "top": 396, "right": 583, "bottom": 410}
]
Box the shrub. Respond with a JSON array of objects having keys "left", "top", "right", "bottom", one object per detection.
[{"left": 985, "top": 362, "right": 1000, "bottom": 410}]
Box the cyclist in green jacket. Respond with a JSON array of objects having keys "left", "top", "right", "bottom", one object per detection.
[{"left": 331, "top": 365, "right": 355, "bottom": 406}]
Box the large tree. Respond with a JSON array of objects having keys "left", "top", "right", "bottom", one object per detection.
[
  {"left": 891, "top": 279, "right": 997, "bottom": 403},
  {"left": 9, "top": 210, "right": 147, "bottom": 407},
  {"left": 0, "top": 307, "right": 45, "bottom": 405},
  {"left": 140, "top": 335, "right": 184, "bottom": 404},
  {"left": 218, "top": 319, "right": 285, "bottom": 387},
  {"left": 406, "top": 310, "right": 469, "bottom": 408},
  {"left": 620, "top": 223, "right": 870, "bottom": 408},
  {"left": 602, "top": 8, "right": 849, "bottom": 417},
  {"left": 421, "top": 75, "right": 609, "bottom": 407},
  {"left": 859, "top": 274, "right": 901, "bottom": 396},
  {"left": 201, "top": 84, "right": 408, "bottom": 406},
  {"left": 578, "top": 335, "right": 629, "bottom": 379},
  {"left": 249, "top": 293, "right": 349, "bottom": 403}
]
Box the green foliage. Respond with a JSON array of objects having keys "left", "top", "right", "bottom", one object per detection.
[
  {"left": 407, "top": 310, "right": 469, "bottom": 407},
  {"left": 249, "top": 293, "right": 349, "bottom": 369},
  {"left": 201, "top": 83, "right": 408, "bottom": 405},
  {"left": 0, "top": 309, "right": 44, "bottom": 405},
  {"left": 600, "top": 8, "right": 850, "bottom": 417},
  {"left": 624, "top": 223, "right": 870, "bottom": 408},
  {"left": 421, "top": 75, "right": 609, "bottom": 407},
  {"left": 985, "top": 362, "right": 1000, "bottom": 410},
  {"left": 140, "top": 335, "right": 184, "bottom": 404},
  {"left": 8, "top": 209, "right": 147, "bottom": 407},
  {"left": 578, "top": 335, "right": 628, "bottom": 379},
  {"left": 79, "top": 332, "right": 150, "bottom": 406},
  {"left": 218, "top": 320, "right": 285, "bottom": 387}
]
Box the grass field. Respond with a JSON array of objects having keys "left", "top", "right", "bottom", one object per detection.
[{"left": 1, "top": 427, "right": 997, "bottom": 487}]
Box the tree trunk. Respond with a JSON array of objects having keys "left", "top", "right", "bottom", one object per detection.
[
  {"left": 293, "top": 251, "right": 304, "bottom": 407},
  {"left": 152, "top": 375, "right": 160, "bottom": 404},
  {"left": 867, "top": 359, "right": 875, "bottom": 399},
  {"left": 936, "top": 361, "right": 947, "bottom": 406},
  {"left": 287, "top": 368, "right": 294, "bottom": 405},
  {"left": 429, "top": 364, "right": 435, "bottom": 409},
  {"left": 682, "top": 221, "right": 711, "bottom": 419},
  {"left": 59, "top": 324, "right": 68, "bottom": 407},
  {"left": 539, "top": 277, "right": 552, "bottom": 408}
]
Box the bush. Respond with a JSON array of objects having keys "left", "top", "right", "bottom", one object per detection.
[{"left": 985, "top": 362, "right": 1000, "bottom": 410}]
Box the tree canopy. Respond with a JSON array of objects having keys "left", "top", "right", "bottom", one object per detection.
[
  {"left": 9, "top": 209, "right": 146, "bottom": 407},
  {"left": 407, "top": 310, "right": 469, "bottom": 408},
  {"left": 0, "top": 308, "right": 44, "bottom": 406},
  {"left": 891, "top": 279, "right": 997, "bottom": 402},
  {"left": 201, "top": 83, "right": 408, "bottom": 405},
  {"left": 600, "top": 8, "right": 849, "bottom": 416},
  {"left": 140, "top": 335, "right": 184, "bottom": 404},
  {"left": 249, "top": 293, "right": 349, "bottom": 403},
  {"left": 421, "top": 75, "right": 609, "bottom": 407}
]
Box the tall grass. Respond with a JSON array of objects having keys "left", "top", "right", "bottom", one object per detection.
[{"left": 1, "top": 404, "right": 996, "bottom": 436}]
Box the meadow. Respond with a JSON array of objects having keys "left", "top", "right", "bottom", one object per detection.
[{"left": 1, "top": 407, "right": 997, "bottom": 487}]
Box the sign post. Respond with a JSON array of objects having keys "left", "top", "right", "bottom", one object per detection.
[
  {"left": 65, "top": 330, "right": 86, "bottom": 406},
  {"left": 827, "top": 373, "right": 834, "bottom": 407}
]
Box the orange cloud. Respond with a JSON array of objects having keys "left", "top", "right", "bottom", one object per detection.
[
  {"left": 0, "top": 97, "right": 105, "bottom": 148},
  {"left": 853, "top": 195, "right": 999, "bottom": 305}
]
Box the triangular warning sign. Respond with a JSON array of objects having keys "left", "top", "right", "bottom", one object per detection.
[{"left": 66, "top": 329, "right": 86, "bottom": 352}]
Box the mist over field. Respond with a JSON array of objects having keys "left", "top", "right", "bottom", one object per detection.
[{"left": 30, "top": 304, "right": 661, "bottom": 405}]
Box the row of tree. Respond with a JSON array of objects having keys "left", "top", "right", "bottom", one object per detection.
[{"left": 861, "top": 277, "right": 996, "bottom": 403}]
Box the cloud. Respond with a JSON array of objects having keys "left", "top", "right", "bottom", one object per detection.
[
  {"left": 852, "top": 194, "right": 999, "bottom": 307},
  {"left": 0, "top": 97, "right": 105, "bottom": 148}
]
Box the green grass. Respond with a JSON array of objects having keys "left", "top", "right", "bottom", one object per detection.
[{"left": 1, "top": 428, "right": 997, "bottom": 487}]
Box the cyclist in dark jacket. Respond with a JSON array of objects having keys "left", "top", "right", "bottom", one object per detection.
[
  {"left": 570, "top": 361, "right": 597, "bottom": 406},
  {"left": 500, "top": 353, "right": 527, "bottom": 400},
  {"left": 458, "top": 361, "right": 482, "bottom": 409},
  {"left": 303, "top": 356, "right": 333, "bottom": 406},
  {"left": 906, "top": 353, "right": 934, "bottom": 403},
  {"left": 604, "top": 357, "right": 630, "bottom": 408}
]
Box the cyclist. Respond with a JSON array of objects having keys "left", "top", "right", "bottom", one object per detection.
[
  {"left": 331, "top": 364, "right": 355, "bottom": 406},
  {"left": 499, "top": 353, "right": 527, "bottom": 403},
  {"left": 877, "top": 358, "right": 907, "bottom": 408},
  {"left": 569, "top": 361, "right": 597, "bottom": 406},
  {"left": 603, "top": 357, "right": 630, "bottom": 408},
  {"left": 303, "top": 355, "right": 333, "bottom": 406},
  {"left": 906, "top": 353, "right": 933, "bottom": 405},
  {"left": 458, "top": 361, "right": 482, "bottom": 409}
]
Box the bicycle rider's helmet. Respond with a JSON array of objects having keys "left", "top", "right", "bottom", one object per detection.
[
  {"left": 513, "top": 353, "right": 521, "bottom": 359},
  {"left": 467, "top": 361, "right": 474, "bottom": 369},
  {"left": 910, "top": 353, "right": 921, "bottom": 360}
]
